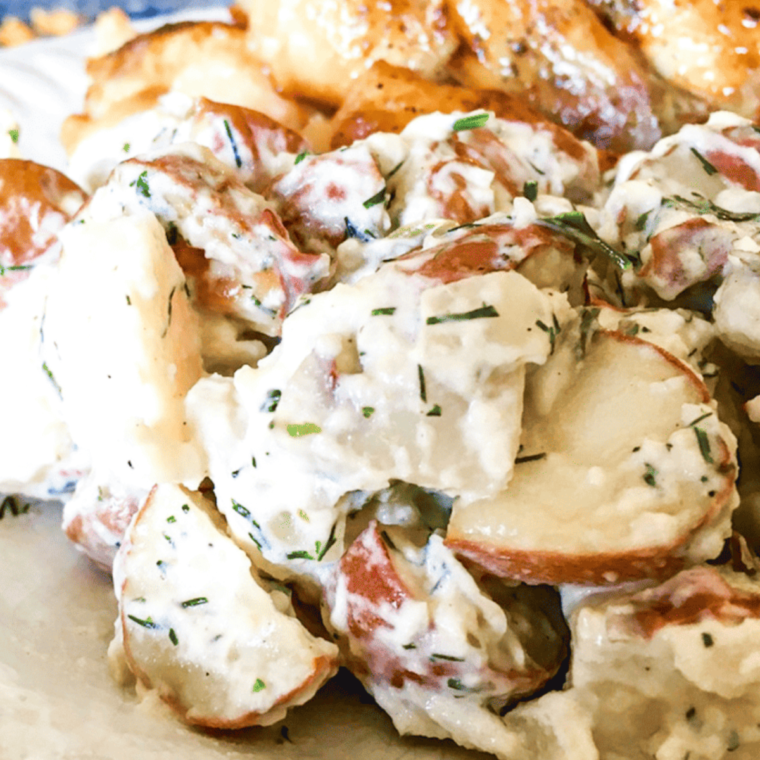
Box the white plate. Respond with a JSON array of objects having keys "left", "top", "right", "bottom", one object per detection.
[{"left": 0, "top": 15, "right": 490, "bottom": 760}]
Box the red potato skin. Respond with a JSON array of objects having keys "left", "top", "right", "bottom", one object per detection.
[
  {"left": 336, "top": 522, "right": 551, "bottom": 694},
  {"left": 446, "top": 331, "right": 736, "bottom": 586},
  {"left": 118, "top": 490, "right": 338, "bottom": 730},
  {"left": 0, "top": 160, "right": 86, "bottom": 307}
]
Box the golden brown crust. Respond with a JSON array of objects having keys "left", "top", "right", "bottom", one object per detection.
[
  {"left": 63, "top": 20, "right": 315, "bottom": 157},
  {"left": 238, "top": 0, "right": 459, "bottom": 107}
]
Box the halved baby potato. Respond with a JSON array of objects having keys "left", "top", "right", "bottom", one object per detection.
[
  {"left": 326, "top": 520, "right": 567, "bottom": 754},
  {"left": 446, "top": 311, "right": 739, "bottom": 585},
  {"left": 115, "top": 483, "right": 339, "bottom": 729}
]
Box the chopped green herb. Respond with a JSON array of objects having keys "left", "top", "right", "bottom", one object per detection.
[
  {"left": 426, "top": 304, "right": 499, "bottom": 325},
  {"left": 223, "top": 119, "right": 243, "bottom": 168},
  {"left": 635, "top": 209, "right": 653, "bottom": 231},
  {"left": 8, "top": 128, "right": 19, "bottom": 144},
  {"left": 294, "top": 151, "right": 310, "bottom": 165},
  {"left": 0, "top": 495, "right": 29, "bottom": 519},
  {"left": 181, "top": 597, "right": 209, "bottom": 608},
  {"left": 287, "top": 550, "right": 315, "bottom": 560},
  {"left": 371, "top": 307, "right": 396, "bottom": 316},
  {"left": 452, "top": 113, "right": 489, "bottom": 131},
  {"left": 702, "top": 631, "right": 714, "bottom": 647},
  {"left": 536, "top": 210, "right": 633, "bottom": 270},
  {"left": 690, "top": 147, "right": 718, "bottom": 176},
  {"left": 166, "top": 516, "right": 176, "bottom": 523},
  {"left": 42, "top": 361, "right": 61, "bottom": 394},
  {"left": 535, "top": 316, "right": 560, "bottom": 354},
  {"left": 418, "top": 364, "right": 427, "bottom": 403},
  {"left": 169, "top": 628, "right": 179, "bottom": 646},
  {"left": 426, "top": 404, "right": 442, "bottom": 417},
  {"left": 447, "top": 678, "right": 467, "bottom": 690},
  {"left": 125, "top": 295, "right": 132, "bottom": 305},
  {"left": 127, "top": 614, "right": 159, "bottom": 629},
  {"left": 688, "top": 412, "right": 712, "bottom": 427},
  {"left": 181, "top": 504, "right": 190, "bottom": 512},
  {"left": 694, "top": 427, "right": 714, "bottom": 464},
  {"left": 261, "top": 389, "right": 281, "bottom": 413},
  {"left": 577, "top": 307, "right": 600, "bottom": 359},
  {"left": 287, "top": 422, "right": 322, "bottom": 437},
  {"left": 523, "top": 180, "right": 538, "bottom": 202},
  {"left": 515, "top": 452, "right": 547, "bottom": 465},
  {"left": 317, "top": 522, "right": 338, "bottom": 561},
  {"left": 362, "top": 406, "right": 375, "bottom": 418},
  {"left": 402, "top": 643, "right": 417, "bottom": 650},
  {"left": 430, "top": 653, "right": 465, "bottom": 662},
  {"left": 363, "top": 187, "right": 387, "bottom": 209},
  {"left": 664, "top": 194, "right": 760, "bottom": 223},
  {"left": 134, "top": 170, "right": 151, "bottom": 198},
  {"left": 643, "top": 463, "right": 657, "bottom": 487},
  {"left": 727, "top": 729, "right": 740, "bottom": 752},
  {"left": 387, "top": 160, "right": 404, "bottom": 178},
  {"left": 122, "top": 142, "right": 130, "bottom": 153},
  {"left": 253, "top": 678, "right": 266, "bottom": 693}
]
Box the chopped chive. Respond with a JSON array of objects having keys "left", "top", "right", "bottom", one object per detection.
[
  {"left": 362, "top": 406, "right": 375, "bottom": 418},
  {"left": 253, "top": 678, "right": 266, "bottom": 693},
  {"left": 387, "top": 160, "right": 404, "bottom": 178},
  {"left": 635, "top": 209, "right": 653, "bottom": 231},
  {"left": 134, "top": 170, "right": 151, "bottom": 198},
  {"left": 223, "top": 119, "right": 243, "bottom": 168},
  {"left": 181, "top": 504, "right": 190, "bottom": 512},
  {"left": 8, "top": 128, "right": 19, "bottom": 143},
  {"left": 515, "top": 452, "right": 547, "bottom": 465},
  {"left": 371, "top": 307, "right": 396, "bottom": 316},
  {"left": 536, "top": 210, "right": 633, "bottom": 270},
  {"left": 166, "top": 516, "right": 176, "bottom": 523},
  {"left": 426, "top": 404, "right": 442, "bottom": 417},
  {"left": 316, "top": 522, "right": 338, "bottom": 561},
  {"left": 523, "top": 180, "right": 538, "bottom": 202},
  {"left": 127, "top": 614, "right": 159, "bottom": 629},
  {"left": 694, "top": 427, "right": 714, "bottom": 464},
  {"left": 426, "top": 304, "right": 499, "bottom": 325},
  {"left": 690, "top": 147, "right": 718, "bottom": 175},
  {"left": 402, "top": 643, "right": 417, "bottom": 650},
  {"left": 447, "top": 678, "right": 467, "bottom": 690},
  {"left": 181, "top": 597, "right": 209, "bottom": 608},
  {"left": 286, "top": 550, "right": 315, "bottom": 560},
  {"left": 452, "top": 113, "right": 489, "bottom": 131},
  {"left": 418, "top": 364, "right": 427, "bottom": 403},
  {"left": 430, "top": 653, "right": 465, "bottom": 662},
  {"left": 169, "top": 628, "right": 179, "bottom": 646},
  {"left": 261, "top": 389, "right": 281, "bottom": 413},
  {"left": 362, "top": 187, "right": 387, "bottom": 209},
  {"left": 294, "top": 151, "right": 310, "bottom": 165},
  {"left": 688, "top": 412, "right": 712, "bottom": 427},
  {"left": 287, "top": 422, "right": 322, "bottom": 437},
  {"left": 122, "top": 142, "right": 130, "bottom": 153},
  {"left": 701, "top": 631, "right": 714, "bottom": 647},
  {"left": 643, "top": 463, "right": 657, "bottom": 487}
]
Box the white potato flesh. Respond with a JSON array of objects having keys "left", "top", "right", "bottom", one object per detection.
[
  {"left": 0, "top": 264, "right": 82, "bottom": 499},
  {"left": 327, "top": 522, "right": 566, "bottom": 757},
  {"left": 116, "top": 483, "right": 339, "bottom": 728},
  {"left": 186, "top": 264, "right": 557, "bottom": 580},
  {"left": 504, "top": 565, "right": 760, "bottom": 760},
  {"left": 447, "top": 316, "right": 739, "bottom": 585},
  {"left": 43, "top": 210, "right": 205, "bottom": 488}
]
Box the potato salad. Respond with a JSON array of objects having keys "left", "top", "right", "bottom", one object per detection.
[{"left": 4, "top": 73, "right": 760, "bottom": 759}]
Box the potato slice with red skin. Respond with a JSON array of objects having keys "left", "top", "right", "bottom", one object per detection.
[
  {"left": 0, "top": 160, "right": 86, "bottom": 307},
  {"left": 447, "top": 316, "right": 738, "bottom": 586},
  {"left": 88, "top": 145, "right": 331, "bottom": 337},
  {"left": 504, "top": 557, "right": 760, "bottom": 759},
  {"left": 116, "top": 484, "right": 339, "bottom": 729},
  {"left": 326, "top": 521, "right": 566, "bottom": 750}
]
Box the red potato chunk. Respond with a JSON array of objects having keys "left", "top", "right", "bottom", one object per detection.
[
  {"left": 447, "top": 311, "right": 739, "bottom": 586},
  {"left": 325, "top": 521, "right": 567, "bottom": 752},
  {"left": 115, "top": 483, "right": 339, "bottom": 729}
]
